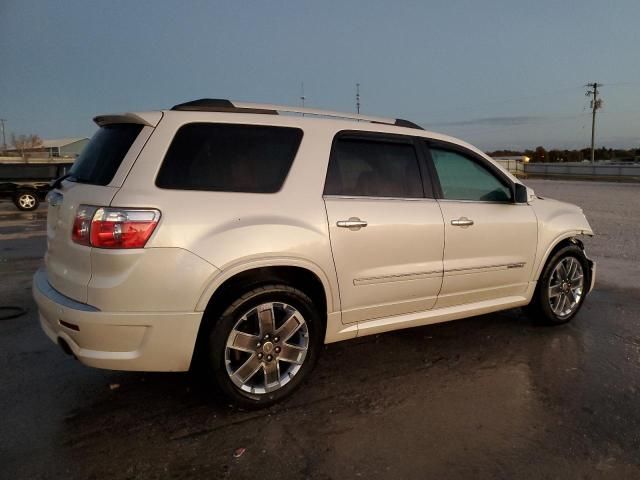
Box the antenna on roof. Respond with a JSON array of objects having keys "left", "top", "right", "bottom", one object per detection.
[
  {"left": 356, "top": 83, "right": 361, "bottom": 114},
  {"left": 300, "top": 82, "right": 306, "bottom": 109}
]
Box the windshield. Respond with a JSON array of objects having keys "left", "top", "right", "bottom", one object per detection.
[{"left": 69, "top": 123, "right": 143, "bottom": 185}]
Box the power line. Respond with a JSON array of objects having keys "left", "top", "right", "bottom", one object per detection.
[
  {"left": 601, "top": 81, "right": 640, "bottom": 87},
  {"left": 585, "top": 83, "right": 603, "bottom": 164}
]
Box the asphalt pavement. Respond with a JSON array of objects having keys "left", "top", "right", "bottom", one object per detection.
[{"left": 1, "top": 179, "right": 639, "bottom": 479}]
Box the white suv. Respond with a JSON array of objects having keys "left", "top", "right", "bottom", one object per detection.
[{"left": 33, "top": 99, "right": 595, "bottom": 407}]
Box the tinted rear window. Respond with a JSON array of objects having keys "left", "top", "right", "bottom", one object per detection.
[
  {"left": 69, "top": 124, "right": 143, "bottom": 185},
  {"left": 156, "top": 123, "right": 303, "bottom": 193},
  {"left": 324, "top": 137, "right": 424, "bottom": 198}
]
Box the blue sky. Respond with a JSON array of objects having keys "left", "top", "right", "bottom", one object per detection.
[{"left": 1, "top": 0, "right": 639, "bottom": 150}]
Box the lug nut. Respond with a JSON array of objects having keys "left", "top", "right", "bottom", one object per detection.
[
  {"left": 275, "top": 346, "right": 281, "bottom": 353},
  {"left": 266, "top": 355, "right": 273, "bottom": 362},
  {"left": 274, "top": 336, "right": 280, "bottom": 342},
  {"left": 264, "top": 334, "right": 270, "bottom": 340},
  {"left": 257, "top": 353, "right": 263, "bottom": 359},
  {"left": 256, "top": 342, "right": 261, "bottom": 348}
]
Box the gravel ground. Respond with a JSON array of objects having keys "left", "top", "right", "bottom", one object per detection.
[
  {"left": 1, "top": 178, "right": 639, "bottom": 479},
  {"left": 526, "top": 179, "right": 640, "bottom": 288}
]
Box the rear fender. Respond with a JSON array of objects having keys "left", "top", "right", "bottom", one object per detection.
[{"left": 195, "top": 257, "right": 337, "bottom": 314}]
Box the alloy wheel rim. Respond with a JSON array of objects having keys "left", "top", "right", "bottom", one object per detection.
[
  {"left": 548, "top": 257, "right": 584, "bottom": 318},
  {"left": 225, "top": 302, "right": 309, "bottom": 394},
  {"left": 19, "top": 194, "right": 36, "bottom": 209}
]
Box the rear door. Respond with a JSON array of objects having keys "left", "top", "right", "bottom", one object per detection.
[
  {"left": 323, "top": 132, "right": 445, "bottom": 324},
  {"left": 46, "top": 120, "right": 154, "bottom": 303},
  {"left": 425, "top": 142, "right": 538, "bottom": 308}
]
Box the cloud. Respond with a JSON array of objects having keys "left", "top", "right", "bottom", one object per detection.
[{"left": 426, "top": 115, "right": 544, "bottom": 128}]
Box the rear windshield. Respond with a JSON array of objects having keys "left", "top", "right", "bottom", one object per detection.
[
  {"left": 156, "top": 123, "right": 303, "bottom": 193},
  {"left": 69, "top": 124, "right": 143, "bottom": 185}
]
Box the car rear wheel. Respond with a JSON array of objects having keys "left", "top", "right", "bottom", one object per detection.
[
  {"left": 14, "top": 191, "right": 40, "bottom": 211},
  {"left": 206, "top": 284, "right": 322, "bottom": 408},
  {"left": 526, "top": 244, "right": 590, "bottom": 325}
]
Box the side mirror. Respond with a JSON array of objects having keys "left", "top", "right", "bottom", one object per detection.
[{"left": 514, "top": 183, "right": 528, "bottom": 203}]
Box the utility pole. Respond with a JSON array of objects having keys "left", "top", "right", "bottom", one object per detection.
[
  {"left": 0, "top": 119, "right": 6, "bottom": 153},
  {"left": 356, "top": 83, "right": 361, "bottom": 114},
  {"left": 585, "top": 83, "right": 603, "bottom": 164}
]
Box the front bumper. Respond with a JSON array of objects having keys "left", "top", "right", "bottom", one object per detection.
[
  {"left": 33, "top": 268, "right": 203, "bottom": 372},
  {"left": 587, "top": 258, "right": 596, "bottom": 294}
]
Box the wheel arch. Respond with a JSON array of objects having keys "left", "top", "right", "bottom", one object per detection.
[
  {"left": 196, "top": 258, "right": 336, "bottom": 313},
  {"left": 191, "top": 260, "right": 336, "bottom": 368},
  {"left": 533, "top": 233, "right": 586, "bottom": 281},
  {"left": 14, "top": 186, "right": 39, "bottom": 197}
]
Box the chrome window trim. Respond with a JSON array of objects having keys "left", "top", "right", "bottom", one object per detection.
[
  {"left": 437, "top": 198, "right": 529, "bottom": 206},
  {"left": 323, "top": 194, "right": 437, "bottom": 202}
]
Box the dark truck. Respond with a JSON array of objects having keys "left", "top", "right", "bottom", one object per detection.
[{"left": 0, "top": 161, "right": 73, "bottom": 211}]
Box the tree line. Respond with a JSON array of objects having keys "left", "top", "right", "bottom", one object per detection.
[
  {"left": 1, "top": 133, "right": 43, "bottom": 155},
  {"left": 487, "top": 146, "right": 640, "bottom": 163}
]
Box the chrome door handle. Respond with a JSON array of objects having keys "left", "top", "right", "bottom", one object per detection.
[
  {"left": 337, "top": 217, "right": 368, "bottom": 230},
  {"left": 451, "top": 217, "right": 474, "bottom": 227}
]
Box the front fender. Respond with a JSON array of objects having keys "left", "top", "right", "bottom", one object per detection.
[{"left": 530, "top": 196, "right": 594, "bottom": 281}]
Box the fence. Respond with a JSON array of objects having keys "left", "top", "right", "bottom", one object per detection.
[
  {"left": 524, "top": 163, "right": 640, "bottom": 178},
  {"left": 493, "top": 159, "right": 526, "bottom": 175},
  {"left": 494, "top": 159, "right": 640, "bottom": 180},
  {"left": 0, "top": 155, "right": 76, "bottom": 164}
]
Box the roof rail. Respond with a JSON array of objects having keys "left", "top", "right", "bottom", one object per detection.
[{"left": 170, "top": 99, "right": 423, "bottom": 130}]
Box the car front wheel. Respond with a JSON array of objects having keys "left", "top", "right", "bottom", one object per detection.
[
  {"left": 207, "top": 284, "right": 322, "bottom": 408},
  {"left": 526, "top": 244, "right": 590, "bottom": 325}
]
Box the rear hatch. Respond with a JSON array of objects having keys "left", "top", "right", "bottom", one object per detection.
[{"left": 46, "top": 114, "right": 160, "bottom": 303}]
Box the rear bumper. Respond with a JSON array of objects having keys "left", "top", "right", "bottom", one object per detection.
[{"left": 33, "top": 268, "right": 203, "bottom": 372}]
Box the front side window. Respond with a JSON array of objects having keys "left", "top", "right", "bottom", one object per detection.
[
  {"left": 156, "top": 123, "right": 303, "bottom": 193},
  {"left": 430, "top": 148, "right": 512, "bottom": 202},
  {"left": 324, "top": 137, "right": 423, "bottom": 198}
]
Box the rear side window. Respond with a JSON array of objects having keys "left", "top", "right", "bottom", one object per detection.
[
  {"left": 156, "top": 123, "right": 303, "bottom": 193},
  {"left": 324, "top": 137, "right": 424, "bottom": 198},
  {"left": 70, "top": 124, "right": 143, "bottom": 186}
]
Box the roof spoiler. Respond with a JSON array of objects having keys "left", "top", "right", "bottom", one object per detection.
[{"left": 93, "top": 112, "right": 163, "bottom": 128}]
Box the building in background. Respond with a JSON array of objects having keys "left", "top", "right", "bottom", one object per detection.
[
  {"left": 4, "top": 137, "right": 89, "bottom": 158},
  {"left": 492, "top": 155, "right": 529, "bottom": 174}
]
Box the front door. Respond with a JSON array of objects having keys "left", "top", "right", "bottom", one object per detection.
[
  {"left": 426, "top": 144, "right": 538, "bottom": 309},
  {"left": 323, "top": 133, "right": 445, "bottom": 324}
]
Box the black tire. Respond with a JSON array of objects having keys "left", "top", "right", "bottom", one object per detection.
[
  {"left": 13, "top": 191, "right": 40, "bottom": 211},
  {"left": 206, "top": 284, "right": 322, "bottom": 409},
  {"left": 525, "top": 244, "right": 590, "bottom": 325}
]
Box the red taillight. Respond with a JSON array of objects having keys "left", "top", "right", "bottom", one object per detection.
[
  {"left": 72, "top": 206, "right": 160, "bottom": 249},
  {"left": 71, "top": 205, "right": 97, "bottom": 246}
]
